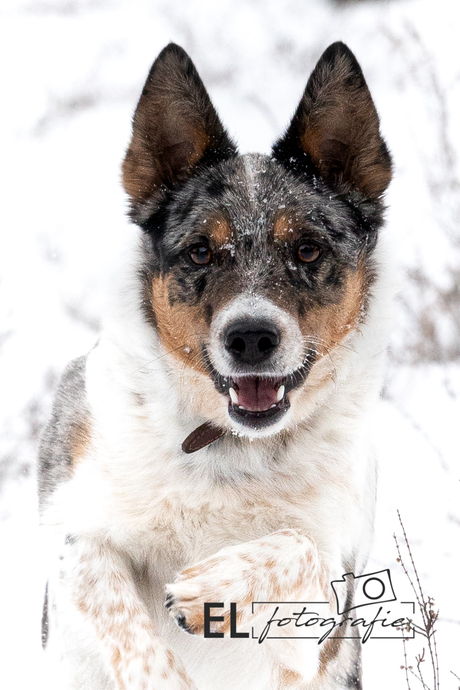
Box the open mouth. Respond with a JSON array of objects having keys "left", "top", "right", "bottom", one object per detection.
[
  {"left": 202, "top": 346, "right": 317, "bottom": 430},
  {"left": 227, "top": 376, "right": 290, "bottom": 429}
]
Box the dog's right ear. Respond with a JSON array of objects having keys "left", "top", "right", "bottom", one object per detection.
[{"left": 122, "top": 43, "right": 237, "bottom": 224}]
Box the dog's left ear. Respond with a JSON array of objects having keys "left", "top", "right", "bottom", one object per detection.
[
  {"left": 272, "top": 42, "right": 392, "bottom": 199},
  {"left": 122, "top": 43, "right": 237, "bottom": 223}
]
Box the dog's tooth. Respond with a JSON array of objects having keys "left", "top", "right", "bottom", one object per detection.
[
  {"left": 276, "top": 385, "right": 285, "bottom": 402},
  {"left": 229, "top": 387, "right": 239, "bottom": 405}
]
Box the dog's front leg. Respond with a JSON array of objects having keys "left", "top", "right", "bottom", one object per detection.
[
  {"left": 165, "top": 529, "right": 329, "bottom": 635},
  {"left": 60, "top": 535, "right": 197, "bottom": 690}
]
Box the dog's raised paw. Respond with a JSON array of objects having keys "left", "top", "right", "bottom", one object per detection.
[
  {"left": 164, "top": 543, "right": 265, "bottom": 636},
  {"left": 164, "top": 553, "right": 244, "bottom": 635}
]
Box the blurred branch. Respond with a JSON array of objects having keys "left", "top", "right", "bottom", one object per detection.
[{"left": 384, "top": 21, "right": 460, "bottom": 365}]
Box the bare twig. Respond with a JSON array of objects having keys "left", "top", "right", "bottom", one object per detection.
[
  {"left": 450, "top": 671, "right": 460, "bottom": 690},
  {"left": 394, "top": 511, "right": 440, "bottom": 690}
]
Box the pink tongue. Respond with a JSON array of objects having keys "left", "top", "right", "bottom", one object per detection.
[{"left": 234, "top": 377, "right": 279, "bottom": 412}]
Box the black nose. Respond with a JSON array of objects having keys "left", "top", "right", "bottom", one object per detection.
[{"left": 224, "top": 321, "right": 281, "bottom": 365}]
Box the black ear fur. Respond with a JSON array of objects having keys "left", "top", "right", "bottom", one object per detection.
[
  {"left": 272, "top": 42, "right": 392, "bottom": 199},
  {"left": 122, "top": 43, "right": 237, "bottom": 223}
]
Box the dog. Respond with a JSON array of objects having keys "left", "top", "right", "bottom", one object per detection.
[{"left": 38, "top": 41, "right": 392, "bottom": 690}]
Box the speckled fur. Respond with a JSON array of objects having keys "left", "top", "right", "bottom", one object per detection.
[{"left": 39, "top": 42, "right": 393, "bottom": 690}]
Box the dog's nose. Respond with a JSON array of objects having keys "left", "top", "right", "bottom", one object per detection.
[{"left": 224, "top": 321, "right": 281, "bottom": 365}]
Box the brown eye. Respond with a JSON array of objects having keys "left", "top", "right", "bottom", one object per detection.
[
  {"left": 297, "top": 243, "right": 321, "bottom": 263},
  {"left": 188, "top": 245, "right": 212, "bottom": 266}
]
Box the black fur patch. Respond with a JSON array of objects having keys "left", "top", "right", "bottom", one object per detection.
[{"left": 206, "top": 178, "right": 227, "bottom": 200}]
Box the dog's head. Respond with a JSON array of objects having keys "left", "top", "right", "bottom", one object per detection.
[{"left": 122, "top": 43, "right": 392, "bottom": 438}]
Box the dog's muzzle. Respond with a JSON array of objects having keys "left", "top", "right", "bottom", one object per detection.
[{"left": 182, "top": 305, "right": 315, "bottom": 452}]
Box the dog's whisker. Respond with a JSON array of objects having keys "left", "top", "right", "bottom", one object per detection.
[
  {"left": 131, "top": 344, "right": 189, "bottom": 375},
  {"left": 302, "top": 334, "right": 357, "bottom": 359}
]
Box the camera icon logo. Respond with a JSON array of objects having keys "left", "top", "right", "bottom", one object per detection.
[{"left": 331, "top": 569, "right": 396, "bottom": 615}]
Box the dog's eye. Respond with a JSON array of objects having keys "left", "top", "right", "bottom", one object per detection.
[
  {"left": 188, "top": 245, "right": 212, "bottom": 266},
  {"left": 297, "top": 243, "right": 321, "bottom": 263}
]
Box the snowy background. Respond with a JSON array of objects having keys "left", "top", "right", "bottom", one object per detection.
[{"left": 0, "top": 0, "right": 459, "bottom": 688}]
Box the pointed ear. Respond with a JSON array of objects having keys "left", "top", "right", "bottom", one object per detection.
[
  {"left": 122, "top": 43, "right": 237, "bottom": 223},
  {"left": 272, "top": 42, "right": 392, "bottom": 199}
]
